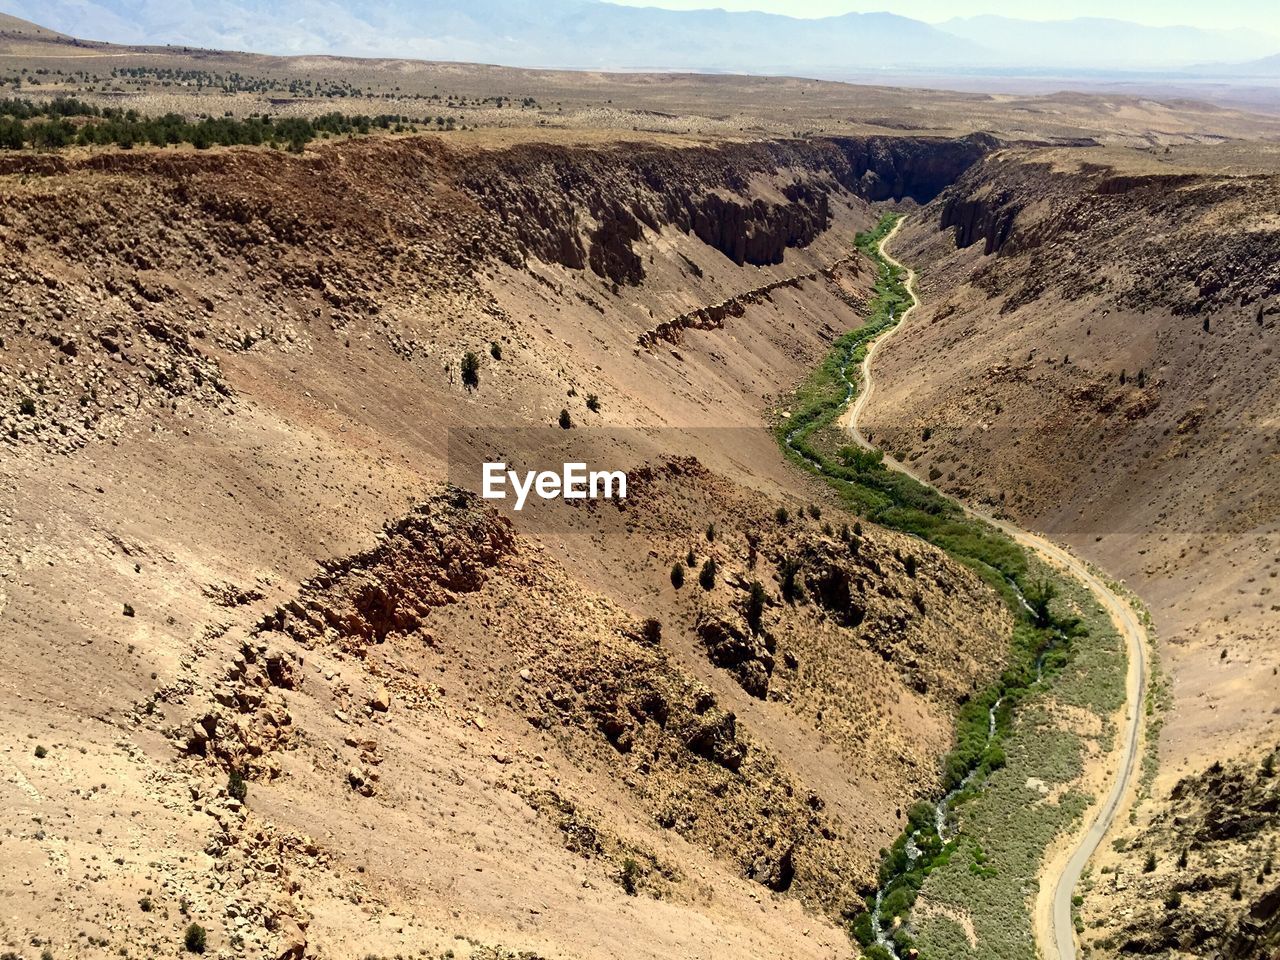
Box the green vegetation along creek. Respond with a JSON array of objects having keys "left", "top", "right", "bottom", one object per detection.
[{"left": 778, "top": 213, "right": 1127, "bottom": 959}]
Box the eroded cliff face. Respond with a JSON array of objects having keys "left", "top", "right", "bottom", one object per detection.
[
  {"left": 932, "top": 150, "right": 1280, "bottom": 312},
  {"left": 458, "top": 133, "right": 995, "bottom": 285}
]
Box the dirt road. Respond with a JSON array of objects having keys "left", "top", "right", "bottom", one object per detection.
[{"left": 841, "top": 217, "right": 1149, "bottom": 960}]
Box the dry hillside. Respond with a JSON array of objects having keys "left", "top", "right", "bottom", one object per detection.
[{"left": 0, "top": 131, "right": 1017, "bottom": 959}]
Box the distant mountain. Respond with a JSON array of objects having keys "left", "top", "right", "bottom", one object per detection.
[
  {"left": 1188, "top": 53, "right": 1280, "bottom": 78},
  {"left": 937, "top": 15, "right": 1279, "bottom": 70},
  {"left": 2, "top": 1, "right": 1277, "bottom": 75},
  {"left": 0, "top": 0, "right": 993, "bottom": 70}
]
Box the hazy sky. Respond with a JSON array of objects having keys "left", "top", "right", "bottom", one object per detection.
[{"left": 607, "top": 0, "right": 1280, "bottom": 36}]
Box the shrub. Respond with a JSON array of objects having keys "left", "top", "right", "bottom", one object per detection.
[
  {"left": 123, "top": 603, "right": 135, "bottom": 617},
  {"left": 807, "top": 504, "right": 821, "bottom": 520},
  {"left": 705, "top": 522, "right": 716, "bottom": 542},
  {"left": 139, "top": 896, "right": 153, "bottom": 912},
  {"left": 620, "top": 857, "right": 641, "bottom": 895},
  {"left": 489, "top": 341, "right": 502, "bottom": 360},
  {"left": 227, "top": 768, "right": 247, "bottom": 803},
  {"left": 1143, "top": 851, "right": 1156, "bottom": 873},
  {"left": 905, "top": 555, "right": 917, "bottom": 578},
  {"left": 685, "top": 547, "right": 696, "bottom": 567},
  {"left": 586, "top": 393, "right": 600, "bottom": 412},
  {"left": 745, "top": 581, "right": 767, "bottom": 635},
  {"left": 640, "top": 618, "right": 661, "bottom": 645},
  {"left": 460, "top": 351, "right": 480, "bottom": 391},
  {"left": 775, "top": 506, "right": 789, "bottom": 525},
  {"left": 34, "top": 745, "right": 47, "bottom": 759},
  {"left": 670, "top": 563, "right": 684, "bottom": 589},
  {"left": 698, "top": 558, "right": 717, "bottom": 591},
  {"left": 19, "top": 396, "right": 35, "bottom": 416},
  {"left": 184, "top": 923, "right": 207, "bottom": 954},
  {"left": 780, "top": 557, "right": 802, "bottom": 603},
  {"left": 558, "top": 408, "right": 571, "bottom": 429},
  {"left": 1165, "top": 891, "right": 1182, "bottom": 909}
]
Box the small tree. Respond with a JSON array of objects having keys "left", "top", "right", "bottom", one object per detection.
[
  {"left": 558, "top": 408, "right": 572, "bottom": 430},
  {"left": 698, "top": 558, "right": 717, "bottom": 591},
  {"left": 685, "top": 547, "right": 696, "bottom": 567},
  {"left": 586, "top": 393, "right": 600, "bottom": 412},
  {"left": 460, "top": 351, "right": 480, "bottom": 391},
  {"left": 705, "top": 522, "right": 716, "bottom": 542},
  {"left": 904, "top": 555, "right": 917, "bottom": 578},
  {"left": 670, "top": 562, "right": 684, "bottom": 589},
  {"left": 1024, "top": 578, "right": 1057, "bottom": 629}
]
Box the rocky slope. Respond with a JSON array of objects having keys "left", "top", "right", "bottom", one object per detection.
[
  {"left": 1081, "top": 749, "right": 1279, "bottom": 959},
  {"left": 0, "top": 131, "right": 1010, "bottom": 959},
  {"left": 0, "top": 133, "right": 991, "bottom": 454}
]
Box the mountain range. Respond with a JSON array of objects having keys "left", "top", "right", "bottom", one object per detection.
[{"left": 2, "top": 0, "right": 1278, "bottom": 73}]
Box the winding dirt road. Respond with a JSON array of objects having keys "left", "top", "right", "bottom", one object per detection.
[{"left": 840, "top": 217, "right": 1149, "bottom": 960}]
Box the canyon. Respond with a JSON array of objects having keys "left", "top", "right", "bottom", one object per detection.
[{"left": 2, "top": 15, "right": 1278, "bottom": 959}]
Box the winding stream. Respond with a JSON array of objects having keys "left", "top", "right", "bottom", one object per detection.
[{"left": 780, "top": 278, "right": 1072, "bottom": 958}]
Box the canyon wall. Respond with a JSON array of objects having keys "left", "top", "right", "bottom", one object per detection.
[{"left": 0, "top": 131, "right": 1007, "bottom": 960}]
